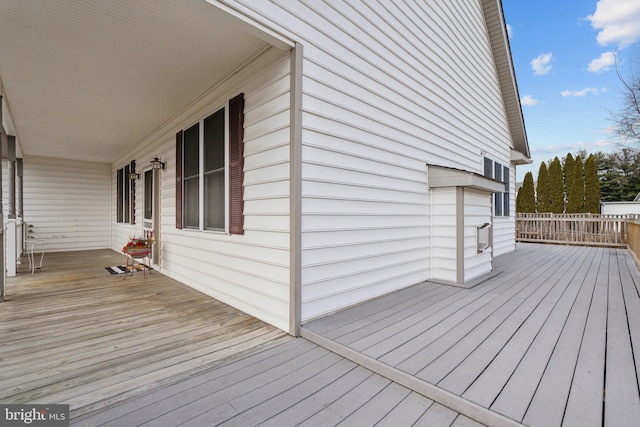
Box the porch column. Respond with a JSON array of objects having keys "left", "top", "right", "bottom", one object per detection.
[
  {"left": 6, "top": 135, "right": 17, "bottom": 277},
  {"left": 16, "top": 158, "right": 23, "bottom": 219},
  {"left": 16, "top": 158, "right": 24, "bottom": 260},
  {"left": 0, "top": 96, "right": 5, "bottom": 300},
  {"left": 7, "top": 136, "right": 15, "bottom": 219}
]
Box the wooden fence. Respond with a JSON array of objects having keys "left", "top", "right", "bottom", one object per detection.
[
  {"left": 516, "top": 213, "right": 640, "bottom": 247},
  {"left": 629, "top": 221, "right": 640, "bottom": 264}
]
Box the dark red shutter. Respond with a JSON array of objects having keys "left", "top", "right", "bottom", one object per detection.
[
  {"left": 116, "top": 168, "right": 123, "bottom": 223},
  {"left": 176, "top": 130, "right": 183, "bottom": 229},
  {"left": 130, "top": 160, "right": 136, "bottom": 224},
  {"left": 229, "top": 93, "right": 245, "bottom": 235}
]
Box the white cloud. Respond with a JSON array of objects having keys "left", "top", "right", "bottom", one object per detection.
[
  {"left": 506, "top": 24, "right": 513, "bottom": 38},
  {"left": 530, "top": 139, "right": 617, "bottom": 155},
  {"left": 588, "top": 51, "right": 616, "bottom": 73},
  {"left": 560, "top": 87, "right": 608, "bottom": 97},
  {"left": 521, "top": 95, "right": 539, "bottom": 106},
  {"left": 531, "top": 53, "right": 553, "bottom": 76},
  {"left": 587, "top": 0, "right": 640, "bottom": 48}
]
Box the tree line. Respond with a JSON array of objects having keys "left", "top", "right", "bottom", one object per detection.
[
  {"left": 517, "top": 49, "right": 640, "bottom": 214},
  {"left": 516, "top": 153, "right": 601, "bottom": 214}
]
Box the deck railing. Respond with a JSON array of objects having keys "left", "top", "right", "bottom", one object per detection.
[
  {"left": 516, "top": 213, "right": 640, "bottom": 247},
  {"left": 628, "top": 221, "right": 640, "bottom": 262}
]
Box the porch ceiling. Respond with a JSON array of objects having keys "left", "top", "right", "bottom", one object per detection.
[{"left": 0, "top": 0, "right": 275, "bottom": 163}]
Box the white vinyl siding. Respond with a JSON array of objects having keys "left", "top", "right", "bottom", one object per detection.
[
  {"left": 12, "top": 156, "right": 111, "bottom": 252},
  {"left": 493, "top": 166, "right": 516, "bottom": 256},
  {"left": 235, "top": 0, "right": 515, "bottom": 320},
  {"left": 430, "top": 188, "right": 457, "bottom": 283},
  {"left": 113, "top": 48, "right": 291, "bottom": 331},
  {"left": 464, "top": 189, "right": 493, "bottom": 281}
]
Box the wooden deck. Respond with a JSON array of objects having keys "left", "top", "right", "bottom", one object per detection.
[
  {"left": 8, "top": 244, "right": 640, "bottom": 426},
  {"left": 303, "top": 243, "right": 640, "bottom": 426},
  {"left": 72, "top": 338, "right": 484, "bottom": 427},
  {"left": 0, "top": 249, "right": 288, "bottom": 419}
]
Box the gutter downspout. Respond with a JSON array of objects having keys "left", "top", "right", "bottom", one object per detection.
[{"left": 289, "top": 42, "right": 303, "bottom": 336}]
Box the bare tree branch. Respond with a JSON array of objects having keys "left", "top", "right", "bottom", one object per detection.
[{"left": 612, "top": 51, "right": 640, "bottom": 143}]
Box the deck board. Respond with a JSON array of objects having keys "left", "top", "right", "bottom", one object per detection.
[
  {"left": 490, "top": 247, "right": 603, "bottom": 422},
  {"left": 521, "top": 246, "right": 608, "bottom": 426},
  {"left": 13, "top": 243, "right": 639, "bottom": 426},
  {"left": 0, "top": 249, "right": 287, "bottom": 419},
  {"left": 334, "top": 382, "right": 411, "bottom": 426},
  {"left": 413, "top": 402, "right": 459, "bottom": 426},
  {"left": 375, "top": 391, "right": 435, "bottom": 426},
  {"left": 618, "top": 249, "right": 640, "bottom": 396},
  {"left": 304, "top": 243, "right": 640, "bottom": 426},
  {"left": 457, "top": 246, "right": 589, "bottom": 407},
  {"left": 331, "top": 284, "right": 461, "bottom": 344},
  {"left": 377, "top": 244, "right": 569, "bottom": 371},
  {"left": 603, "top": 250, "right": 640, "bottom": 426},
  {"left": 404, "top": 245, "right": 585, "bottom": 384},
  {"left": 73, "top": 336, "right": 470, "bottom": 426}
]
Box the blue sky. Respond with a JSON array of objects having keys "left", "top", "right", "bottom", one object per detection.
[{"left": 502, "top": 0, "right": 640, "bottom": 182}]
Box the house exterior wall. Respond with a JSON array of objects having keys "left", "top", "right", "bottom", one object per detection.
[
  {"left": 493, "top": 166, "right": 516, "bottom": 256},
  {"left": 111, "top": 48, "right": 292, "bottom": 331},
  {"left": 234, "top": 0, "right": 517, "bottom": 321},
  {"left": 464, "top": 189, "right": 493, "bottom": 281},
  {"left": 601, "top": 202, "right": 640, "bottom": 215},
  {"left": 430, "top": 187, "right": 457, "bottom": 283},
  {"left": 5, "top": 156, "right": 111, "bottom": 252}
]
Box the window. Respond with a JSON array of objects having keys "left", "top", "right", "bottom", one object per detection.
[
  {"left": 483, "top": 157, "right": 510, "bottom": 217},
  {"left": 116, "top": 160, "right": 136, "bottom": 224},
  {"left": 144, "top": 169, "right": 153, "bottom": 222},
  {"left": 176, "top": 93, "right": 244, "bottom": 233}
]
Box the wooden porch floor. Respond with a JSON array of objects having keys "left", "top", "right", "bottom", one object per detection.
[
  {"left": 0, "top": 249, "right": 288, "bottom": 419},
  {"left": 303, "top": 243, "right": 640, "bottom": 426}
]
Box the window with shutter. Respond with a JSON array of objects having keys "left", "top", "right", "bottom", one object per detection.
[
  {"left": 175, "top": 94, "right": 244, "bottom": 233},
  {"left": 116, "top": 161, "right": 135, "bottom": 224},
  {"left": 228, "top": 93, "right": 244, "bottom": 235},
  {"left": 175, "top": 130, "right": 183, "bottom": 229}
]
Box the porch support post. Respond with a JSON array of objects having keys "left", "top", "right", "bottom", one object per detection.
[
  {"left": 6, "top": 135, "right": 17, "bottom": 277},
  {"left": 16, "top": 158, "right": 24, "bottom": 260},
  {"left": 7, "top": 135, "right": 15, "bottom": 220},
  {"left": 16, "top": 158, "right": 23, "bottom": 219},
  {"left": 0, "top": 96, "right": 5, "bottom": 300},
  {"left": 289, "top": 42, "right": 303, "bottom": 336},
  {"left": 456, "top": 187, "right": 465, "bottom": 284},
  {"left": 152, "top": 167, "right": 161, "bottom": 265}
]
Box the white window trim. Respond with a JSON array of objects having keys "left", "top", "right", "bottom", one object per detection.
[
  {"left": 483, "top": 156, "right": 510, "bottom": 218},
  {"left": 184, "top": 102, "right": 230, "bottom": 234}
]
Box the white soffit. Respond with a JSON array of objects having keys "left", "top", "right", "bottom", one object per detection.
[
  {"left": 511, "top": 148, "right": 533, "bottom": 165},
  {"left": 0, "top": 0, "right": 274, "bottom": 163},
  {"left": 428, "top": 164, "right": 504, "bottom": 193}
]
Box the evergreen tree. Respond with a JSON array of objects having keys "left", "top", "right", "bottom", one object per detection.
[
  {"left": 567, "top": 156, "right": 585, "bottom": 213},
  {"left": 536, "top": 162, "right": 550, "bottom": 212},
  {"left": 584, "top": 154, "right": 601, "bottom": 213},
  {"left": 518, "top": 172, "right": 536, "bottom": 213},
  {"left": 563, "top": 153, "right": 575, "bottom": 192},
  {"left": 563, "top": 153, "right": 575, "bottom": 212},
  {"left": 548, "top": 157, "right": 565, "bottom": 213}
]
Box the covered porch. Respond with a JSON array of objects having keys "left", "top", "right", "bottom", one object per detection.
[
  {"left": 0, "top": 249, "right": 288, "bottom": 419},
  {"left": 0, "top": 1, "right": 296, "bottom": 334}
]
